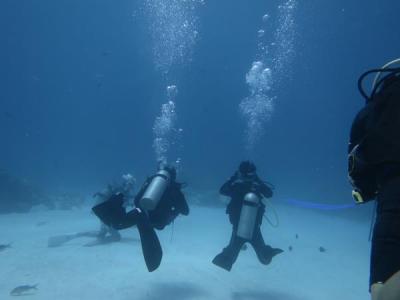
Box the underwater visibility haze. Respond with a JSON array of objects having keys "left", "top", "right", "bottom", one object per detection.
[{"left": 0, "top": 0, "right": 400, "bottom": 299}]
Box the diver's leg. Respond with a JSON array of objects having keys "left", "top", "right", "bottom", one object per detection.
[
  {"left": 92, "top": 196, "right": 126, "bottom": 229},
  {"left": 250, "top": 227, "right": 283, "bottom": 265},
  {"left": 370, "top": 177, "right": 400, "bottom": 299},
  {"left": 112, "top": 208, "right": 140, "bottom": 230},
  {"left": 370, "top": 215, "right": 400, "bottom": 300},
  {"left": 212, "top": 230, "right": 245, "bottom": 271}
]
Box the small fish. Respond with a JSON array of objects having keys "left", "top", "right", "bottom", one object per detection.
[
  {"left": 295, "top": 234, "right": 299, "bottom": 239},
  {"left": 319, "top": 246, "right": 327, "bottom": 253},
  {"left": 0, "top": 243, "right": 11, "bottom": 252},
  {"left": 288, "top": 245, "right": 293, "bottom": 252},
  {"left": 10, "top": 284, "right": 38, "bottom": 296}
]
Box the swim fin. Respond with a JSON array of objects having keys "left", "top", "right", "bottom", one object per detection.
[
  {"left": 256, "top": 246, "right": 283, "bottom": 265},
  {"left": 212, "top": 252, "right": 234, "bottom": 271},
  {"left": 92, "top": 193, "right": 125, "bottom": 227},
  {"left": 93, "top": 197, "right": 162, "bottom": 271},
  {"left": 136, "top": 211, "right": 163, "bottom": 272},
  {"left": 212, "top": 234, "right": 244, "bottom": 271}
]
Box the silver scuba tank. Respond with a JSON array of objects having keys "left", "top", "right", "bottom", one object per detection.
[
  {"left": 237, "top": 192, "right": 261, "bottom": 240},
  {"left": 140, "top": 170, "right": 171, "bottom": 211}
]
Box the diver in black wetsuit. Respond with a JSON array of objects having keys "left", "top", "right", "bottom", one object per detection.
[
  {"left": 92, "top": 165, "right": 189, "bottom": 271},
  {"left": 212, "top": 161, "right": 283, "bottom": 271},
  {"left": 131, "top": 166, "right": 189, "bottom": 230},
  {"left": 348, "top": 60, "right": 400, "bottom": 300},
  {"left": 92, "top": 174, "right": 136, "bottom": 243}
]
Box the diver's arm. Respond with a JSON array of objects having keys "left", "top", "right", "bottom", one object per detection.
[
  {"left": 219, "top": 173, "right": 238, "bottom": 196},
  {"left": 349, "top": 104, "right": 373, "bottom": 152},
  {"left": 259, "top": 182, "right": 273, "bottom": 198},
  {"left": 253, "top": 177, "right": 273, "bottom": 198},
  {"left": 219, "top": 181, "right": 232, "bottom": 196}
]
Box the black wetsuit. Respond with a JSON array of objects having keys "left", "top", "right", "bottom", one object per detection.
[
  {"left": 212, "top": 173, "right": 283, "bottom": 271},
  {"left": 133, "top": 177, "right": 189, "bottom": 230},
  {"left": 371, "top": 175, "right": 400, "bottom": 286},
  {"left": 94, "top": 184, "right": 135, "bottom": 242},
  {"left": 92, "top": 176, "right": 189, "bottom": 272},
  {"left": 349, "top": 76, "right": 400, "bottom": 287},
  {"left": 93, "top": 177, "right": 189, "bottom": 231}
]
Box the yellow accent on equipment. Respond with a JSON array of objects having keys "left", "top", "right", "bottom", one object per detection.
[{"left": 352, "top": 190, "right": 364, "bottom": 204}]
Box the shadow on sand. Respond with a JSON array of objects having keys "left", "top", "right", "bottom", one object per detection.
[
  {"left": 83, "top": 236, "right": 140, "bottom": 247},
  {"left": 146, "top": 282, "right": 208, "bottom": 300},
  {"left": 232, "top": 290, "right": 307, "bottom": 300}
]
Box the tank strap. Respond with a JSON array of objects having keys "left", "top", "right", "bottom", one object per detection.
[{"left": 243, "top": 200, "right": 259, "bottom": 207}]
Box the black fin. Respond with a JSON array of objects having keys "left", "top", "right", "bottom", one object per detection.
[
  {"left": 212, "top": 253, "right": 233, "bottom": 271},
  {"left": 256, "top": 246, "right": 284, "bottom": 265},
  {"left": 136, "top": 212, "right": 163, "bottom": 272},
  {"left": 92, "top": 194, "right": 125, "bottom": 227}
]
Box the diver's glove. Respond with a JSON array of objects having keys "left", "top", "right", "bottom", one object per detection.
[
  {"left": 229, "top": 172, "right": 240, "bottom": 182},
  {"left": 251, "top": 181, "right": 261, "bottom": 189},
  {"left": 231, "top": 179, "right": 255, "bottom": 193},
  {"left": 226, "top": 173, "right": 241, "bottom": 187}
]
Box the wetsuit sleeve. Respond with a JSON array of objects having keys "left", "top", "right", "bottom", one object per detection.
[
  {"left": 220, "top": 173, "right": 238, "bottom": 196},
  {"left": 259, "top": 182, "right": 273, "bottom": 198},
  {"left": 349, "top": 104, "right": 373, "bottom": 153},
  {"left": 254, "top": 177, "right": 273, "bottom": 198}
]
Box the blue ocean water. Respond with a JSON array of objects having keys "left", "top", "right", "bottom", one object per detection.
[
  {"left": 1, "top": 2, "right": 400, "bottom": 298},
  {"left": 1, "top": 0, "right": 399, "bottom": 205}
]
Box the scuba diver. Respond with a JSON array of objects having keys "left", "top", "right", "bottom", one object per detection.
[
  {"left": 212, "top": 161, "right": 283, "bottom": 271},
  {"left": 92, "top": 165, "right": 189, "bottom": 272},
  {"left": 348, "top": 59, "right": 400, "bottom": 300},
  {"left": 92, "top": 173, "right": 136, "bottom": 244}
]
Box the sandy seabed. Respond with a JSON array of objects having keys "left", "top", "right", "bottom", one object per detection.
[{"left": 0, "top": 198, "right": 373, "bottom": 300}]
